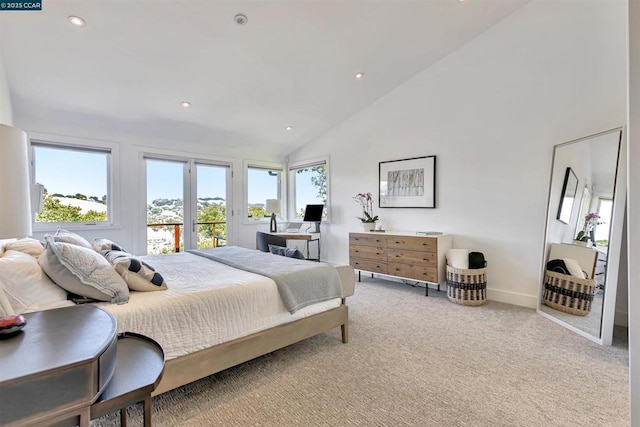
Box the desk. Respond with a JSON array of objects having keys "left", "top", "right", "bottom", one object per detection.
[{"left": 270, "top": 232, "right": 321, "bottom": 261}]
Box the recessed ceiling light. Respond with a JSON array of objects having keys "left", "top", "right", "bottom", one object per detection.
[
  {"left": 68, "top": 16, "right": 86, "bottom": 27},
  {"left": 354, "top": 72, "right": 364, "bottom": 80},
  {"left": 285, "top": 126, "right": 293, "bottom": 131},
  {"left": 181, "top": 101, "right": 191, "bottom": 108}
]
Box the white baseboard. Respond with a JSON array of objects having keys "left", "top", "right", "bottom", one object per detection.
[
  {"left": 363, "top": 275, "right": 539, "bottom": 309},
  {"left": 615, "top": 310, "right": 629, "bottom": 327},
  {"left": 487, "top": 287, "right": 538, "bottom": 309}
]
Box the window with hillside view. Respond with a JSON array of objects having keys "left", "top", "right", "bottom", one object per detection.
[
  {"left": 32, "top": 142, "right": 111, "bottom": 225},
  {"left": 288, "top": 160, "right": 328, "bottom": 219}
]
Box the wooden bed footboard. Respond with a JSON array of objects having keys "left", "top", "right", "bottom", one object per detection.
[{"left": 153, "top": 303, "right": 348, "bottom": 395}]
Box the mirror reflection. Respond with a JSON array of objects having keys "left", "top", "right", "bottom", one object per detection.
[
  {"left": 556, "top": 167, "right": 578, "bottom": 224},
  {"left": 540, "top": 128, "right": 622, "bottom": 340}
]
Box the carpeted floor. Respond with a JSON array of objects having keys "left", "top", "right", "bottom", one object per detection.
[{"left": 92, "top": 276, "right": 629, "bottom": 427}]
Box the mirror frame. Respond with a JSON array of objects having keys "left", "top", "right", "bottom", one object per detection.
[
  {"left": 537, "top": 127, "right": 627, "bottom": 345},
  {"left": 556, "top": 167, "right": 578, "bottom": 224}
]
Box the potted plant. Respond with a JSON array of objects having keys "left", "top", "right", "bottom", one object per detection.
[
  {"left": 353, "top": 192, "right": 379, "bottom": 231},
  {"left": 575, "top": 212, "right": 602, "bottom": 247}
]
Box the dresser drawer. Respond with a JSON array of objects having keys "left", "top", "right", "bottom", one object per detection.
[
  {"left": 349, "top": 233, "right": 387, "bottom": 247},
  {"left": 387, "top": 249, "right": 436, "bottom": 267},
  {"left": 349, "top": 245, "right": 388, "bottom": 261},
  {"left": 387, "top": 236, "right": 436, "bottom": 252},
  {"left": 350, "top": 258, "right": 388, "bottom": 275},
  {"left": 389, "top": 264, "right": 438, "bottom": 283}
]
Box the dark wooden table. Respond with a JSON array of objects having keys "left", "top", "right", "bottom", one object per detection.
[{"left": 0, "top": 305, "right": 118, "bottom": 427}]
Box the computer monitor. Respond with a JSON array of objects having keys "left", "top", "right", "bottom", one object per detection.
[{"left": 303, "top": 204, "right": 324, "bottom": 232}]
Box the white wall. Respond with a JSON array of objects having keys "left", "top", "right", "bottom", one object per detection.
[
  {"left": 289, "top": 1, "right": 627, "bottom": 308},
  {"left": 0, "top": 31, "right": 14, "bottom": 126},
  {"left": 627, "top": 1, "right": 638, "bottom": 424}
]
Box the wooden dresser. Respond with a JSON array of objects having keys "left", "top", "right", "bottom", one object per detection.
[{"left": 349, "top": 231, "right": 452, "bottom": 295}]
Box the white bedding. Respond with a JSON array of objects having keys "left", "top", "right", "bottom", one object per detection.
[{"left": 95, "top": 252, "right": 341, "bottom": 360}]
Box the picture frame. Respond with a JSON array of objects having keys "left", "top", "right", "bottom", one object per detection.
[
  {"left": 379, "top": 155, "right": 436, "bottom": 208},
  {"left": 556, "top": 167, "right": 578, "bottom": 224}
]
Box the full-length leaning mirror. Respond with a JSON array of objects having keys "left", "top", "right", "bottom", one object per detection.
[{"left": 538, "top": 127, "right": 627, "bottom": 345}]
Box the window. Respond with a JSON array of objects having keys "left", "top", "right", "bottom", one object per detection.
[
  {"left": 246, "top": 162, "right": 283, "bottom": 221},
  {"left": 31, "top": 141, "right": 112, "bottom": 227},
  {"left": 288, "top": 158, "right": 328, "bottom": 219}
]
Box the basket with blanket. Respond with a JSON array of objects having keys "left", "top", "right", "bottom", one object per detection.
[
  {"left": 543, "top": 258, "right": 596, "bottom": 316},
  {"left": 445, "top": 249, "right": 487, "bottom": 306}
]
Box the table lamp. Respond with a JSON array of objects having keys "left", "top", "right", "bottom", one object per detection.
[
  {"left": 265, "top": 199, "right": 281, "bottom": 233},
  {"left": 0, "top": 124, "right": 32, "bottom": 239}
]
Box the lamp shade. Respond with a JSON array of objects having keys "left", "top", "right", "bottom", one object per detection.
[
  {"left": 265, "top": 199, "right": 281, "bottom": 214},
  {"left": 0, "top": 124, "right": 32, "bottom": 238}
]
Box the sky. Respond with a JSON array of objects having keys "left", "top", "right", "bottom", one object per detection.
[
  {"left": 35, "top": 148, "right": 322, "bottom": 214},
  {"left": 34, "top": 146, "right": 107, "bottom": 198}
]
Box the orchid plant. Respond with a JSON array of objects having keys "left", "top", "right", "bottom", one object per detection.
[
  {"left": 353, "top": 192, "right": 379, "bottom": 223},
  {"left": 575, "top": 212, "right": 603, "bottom": 242}
]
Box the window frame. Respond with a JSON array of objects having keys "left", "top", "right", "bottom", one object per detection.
[
  {"left": 243, "top": 160, "right": 285, "bottom": 224},
  {"left": 287, "top": 156, "right": 330, "bottom": 223},
  {"left": 29, "top": 134, "right": 120, "bottom": 232}
]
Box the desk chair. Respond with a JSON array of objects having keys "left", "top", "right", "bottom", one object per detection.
[{"left": 256, "top": 231, "right": 287, "bottom": 252}]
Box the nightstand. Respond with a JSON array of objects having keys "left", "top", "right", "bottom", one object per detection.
[
  {"left": 0, "top": 305, "right": 118, "bottom": 427},
  {"left": 91, "top": 332, "right": 165, "bottom": 427}
]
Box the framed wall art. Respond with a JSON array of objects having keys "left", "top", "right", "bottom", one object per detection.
[{"left": 379, "top": 155, "right": 436, "bottom": 208}]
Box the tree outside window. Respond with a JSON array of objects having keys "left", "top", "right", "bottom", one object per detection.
[{"left": 291, "top": 162, "right": 327, "bottom": 218}]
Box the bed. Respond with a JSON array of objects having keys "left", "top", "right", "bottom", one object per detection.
[{"left": 0, "top": 237, "right": 355, "bottom": 396}]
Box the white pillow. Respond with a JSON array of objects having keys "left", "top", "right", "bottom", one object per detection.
[
  {"left": 561, "top": 258, "right": 587, "bottom": 279},
  {"left": 0, "top": 238, "right": 17, "bottom": 257},
  {"left": 446, "top": 249, "right": 469, "bottom": 269},
  {"left": 0, "top": 280, "right": 16, "bottom": 316},
  {"left": 51, "top": 229, "right": 93, "bottom": 249},
  {"left": 0, "top": 250, "right": 71, "bottom": 314},
  {"left": 4, "top": 238, "right": 44, "bottom": 257},
  {"left": 39, "top": 236, "right": 129, "bottom": 304},
  {"left": 102, "top": 250, "right": 168, "bottom": 292}
]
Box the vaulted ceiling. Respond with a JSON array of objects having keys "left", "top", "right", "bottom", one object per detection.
[{"left": 1, "top": 0, "right": 529, "bottom": 156}]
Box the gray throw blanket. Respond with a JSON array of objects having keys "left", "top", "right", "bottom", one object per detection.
[{"left": 188, "top": 247, "right": 343, "bottom": 313}]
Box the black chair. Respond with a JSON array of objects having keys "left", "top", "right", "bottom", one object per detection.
[{"left": 256, "top": 231, "right": 287, "bottom": 252}]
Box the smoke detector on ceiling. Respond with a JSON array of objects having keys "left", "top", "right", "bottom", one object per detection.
[{"left": 234, "top": 14, "right": 248, "bottom": 25}]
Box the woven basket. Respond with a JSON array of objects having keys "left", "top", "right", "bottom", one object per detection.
[
  {"left": 543, "top": 270, "right": 596, "bottom": 316},
  {"left": 446, "top": 265, "right": 487, "bottom": 306}
]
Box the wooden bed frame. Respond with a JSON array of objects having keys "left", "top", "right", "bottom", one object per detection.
[{"left": 153, "top": 299, "right": 349, "bottom": 395}]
